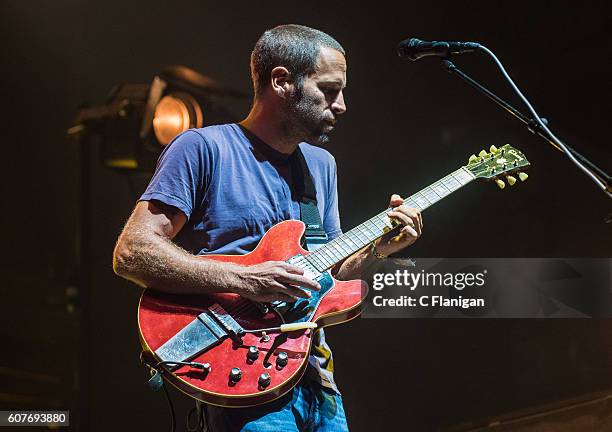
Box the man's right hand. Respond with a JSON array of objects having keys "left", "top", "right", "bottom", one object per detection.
[{"left": 231, "top": 261, "right": 321, "bottom": 303}]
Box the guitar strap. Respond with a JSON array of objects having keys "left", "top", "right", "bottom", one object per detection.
[{"left": 289, "top": 147, "right": 329, "bottom": 251}]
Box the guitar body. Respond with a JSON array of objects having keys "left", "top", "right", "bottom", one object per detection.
[{"left": 138, "top": 220, "right": 367, "bottom": 407}]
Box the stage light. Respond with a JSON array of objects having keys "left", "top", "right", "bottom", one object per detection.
[
  {"left": 70, "top": 65, "right": 245, "bottom": 171},
  {"left": 152, "top": 92, "right": 203, "bottom": 146}
]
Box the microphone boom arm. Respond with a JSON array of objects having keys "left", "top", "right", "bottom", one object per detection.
[{"left": 441, "top": 58, "right": 612, "bottom": 198}]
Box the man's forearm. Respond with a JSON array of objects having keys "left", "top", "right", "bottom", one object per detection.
[
  {"left": 334, "top": 244, "right": 383, "bottom": 281},
  {"left": 113, "top": 231, "right": 241, "bottom": 294},
  {"left": 113, "top": 227, "right": 384, "bottom": 293}
]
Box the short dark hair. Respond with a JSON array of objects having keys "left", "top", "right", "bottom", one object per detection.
[{"left": 250, "top": 24, "right": 345, "bottom": 98}]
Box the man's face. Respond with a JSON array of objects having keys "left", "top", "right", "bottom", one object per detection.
[{"left": 283, "top": 46, "right": 347, "bottom": 145}]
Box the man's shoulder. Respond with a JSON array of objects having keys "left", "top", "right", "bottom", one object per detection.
[
  {"left": 167, "top": 124, "right": 243, "bottom": 160},
  {"left": 186, "top": 123, "right": 239, "bottom": 145},
  {"left": 299, "top": 143, "right": 336, "bottom": 169}
]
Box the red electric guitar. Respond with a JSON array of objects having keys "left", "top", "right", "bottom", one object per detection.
[{"left": 138, "top": 144, "right": 530, "bottom": 407}]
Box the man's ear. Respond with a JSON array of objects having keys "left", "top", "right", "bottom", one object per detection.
[{"left": 270, "top": 66, "right": 292, "bottom": 99}]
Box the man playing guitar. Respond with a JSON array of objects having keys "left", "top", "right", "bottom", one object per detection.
[{"left": 113, "top": 24, "right": 422, "bottom": 431}]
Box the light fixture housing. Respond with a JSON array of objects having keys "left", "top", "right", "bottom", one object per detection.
[{"left": 73, "top": 65, "right": 245, "bottom": 171}]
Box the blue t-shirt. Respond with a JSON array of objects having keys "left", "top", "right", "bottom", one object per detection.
[
  {"left": 140, "top": 123, "right": 342, "bottom": 392},
  {"left": 141, "top": 124, "right": 341, "bottom": 254}
]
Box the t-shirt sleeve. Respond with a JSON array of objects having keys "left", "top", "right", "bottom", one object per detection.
[
  {"left": 323, "top": 155, "right": 342, "bottom": 241},
  {"left": 139, "top": 130, "right": 211, "bottom": 219}
]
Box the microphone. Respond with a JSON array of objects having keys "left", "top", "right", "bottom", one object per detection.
[{"left": 397, "top": 38, "right": 481, "bottom": 61}]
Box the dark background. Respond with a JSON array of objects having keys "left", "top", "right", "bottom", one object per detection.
[{"left": 1, "top": 0, "right": 611, "bottom": 431}]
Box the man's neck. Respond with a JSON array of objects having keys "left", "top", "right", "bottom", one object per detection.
[{"left": 240, "top": 102, "right": 300, "bottom": 155}]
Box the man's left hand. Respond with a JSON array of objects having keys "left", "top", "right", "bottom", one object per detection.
[{"left": 374, "top": 194, "right": 423, "bottom": 257}]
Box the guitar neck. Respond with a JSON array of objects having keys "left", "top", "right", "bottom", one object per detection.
[{"left": 305, "top": 166, "right": 476, "bottom": 272}]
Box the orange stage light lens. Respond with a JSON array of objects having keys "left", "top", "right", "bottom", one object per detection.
[{"left": 153, "top": 93, "right": 203, "bottom": 146}]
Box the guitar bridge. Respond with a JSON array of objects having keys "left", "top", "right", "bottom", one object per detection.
[{"left": 208, "top": 303, "right": 245, "bottom": 336}]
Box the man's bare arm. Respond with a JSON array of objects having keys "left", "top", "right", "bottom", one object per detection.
[{"left": 112, "top": 201, "right": 319, "bottom": 301}]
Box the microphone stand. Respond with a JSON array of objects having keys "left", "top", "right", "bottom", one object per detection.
[{"left": 441, "top": 59, "right": 612, "bottom": 198}]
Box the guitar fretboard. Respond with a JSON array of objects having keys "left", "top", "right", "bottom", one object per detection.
[{"left": 305, "top": 166, "right": 475, "bottom": 272}]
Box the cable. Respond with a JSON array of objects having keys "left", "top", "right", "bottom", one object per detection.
[
  {"left": 155, "top": 361, "right": 208, "bottom": 432},
  {"left": 201, "top": 402, "right": 210, "bottom": 432},
  {"left": 161, "top": 382, "right": 176, "bottom": 432},
  {"left": 186, "top": 404, "right": 200, "bottom": 432},
  {"left": 478, "top": 45, "right": 612, "bottom": 199},
  {"left": 187, "top": 401, "right": 210, "bottom": 432},
  {"left": 157, "top": 360, "right": 209, "bottom": 370}
]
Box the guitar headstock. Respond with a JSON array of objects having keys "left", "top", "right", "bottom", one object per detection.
[{"left": 465, "top": 144, "right": 530, "bottom": 189}]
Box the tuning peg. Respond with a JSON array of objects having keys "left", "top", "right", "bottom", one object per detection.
[
  {"left": 506, "top": 175, "right": 517, "bottom": 186},
  {"left": 495, "top": 179, "right": 506, "bottom": 189},
  {"left": 468, "top": 154, "right": 478, "bottom": 163},
  {"left": 478, "top": 150, "right": 488, "bottom": 157},
  {"left": 489, "top": 145, "right": 498, "bottom": 153},
  {"left": 518, "top": 172, "right": 529, "bottom": 182}
]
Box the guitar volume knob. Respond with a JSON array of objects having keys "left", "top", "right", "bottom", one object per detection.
[
  {"left": 247, "top": 346, "right": 259, "bottom": 361},
  {"left": 276, "top": 352, "right": 288, "bottom": 368},
  {"left": 229, "top": 367, "right": 242, "bottom": 383},
  {"left": 258, "top": 373, "right": 271, "bottom": 389}
]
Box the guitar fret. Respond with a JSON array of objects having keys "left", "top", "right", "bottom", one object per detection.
[
  {"left": 370, "top": 216, "right": 389, "bottom": 238},
  {"left": 346, "top": 232, "right": 362, "bottom": 249},
  {"left": 361, "top": 222, "right": 378, "bottom": 241},
  {"left": 362, "top": 221, "right": 375, "bottom": 238},
  {"left": 377, "top": 214, "right": 393, "bottom": 230},
  {"left": 420, "top": 191, "right": 434, "bottom": 204},
  {"left": 368, "top": 218, "right": 386, "bottom": 237},
  {"left": 334, "top": 239, "right": 351, "bottom": 256},
  {"left": 324, "top": 244, "right": 340, "bottom": 262},
  {"left": 306, "top": 255, "right": 323, "bottom": 273},
  {"left": 318, "top": 247, "right": 335, "bottom": 267},
  {"left": 404, "top": 198, "right": 418, "bottom": 208},
  {"left": 311, "top": 248, "right": 325, "bottom": 263},
  {"left": 432, "top": 182, "right": 450, "bottom": 198},
  {"left": 347, "top": 228, "right": 361, "bottom": 245},
  {"left": 412, "top": 193, "right": 429, "bottom": 209},
  {"left": 453, "top": 168, "right": 473, "bottom": 185},
  {"left": 314, "top": 253, "right": 329, "bottom": 270},
  {"left": 428, "top": 185, "right": 443, "bottom": 199},
  {"left": 308, "top": 251, "right": 326, "bottom": 271},
  {"left": 331, "top": 242, "right": 345, "bottom": 260},
  {"left": 423, "top": 188, "right": 439, "bottom": 204},
  {"left": 352, "top": 231, "right": 367, "bottom": 248},
  {"left": 334, "top": 239, "right": 347, "bottom": 261},
  {"left": 342, "top": 234, "right": 356, "bottom": 250},
  {"left": 353, "top": 231, "right": 366, "bottom": 246},
  {"left": 357, "top": 220, "right": 374, "bottom": 243},
  {"left": 304, "top": 255, "right": 320, "bottom": 271},
  {"left": 443, "top": 175, "right": 461, "bottom": 190},
  {"left": 348, "top": 228, "right": 361, "bottom": 248}
]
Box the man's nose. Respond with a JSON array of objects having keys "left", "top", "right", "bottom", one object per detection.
[{"left": 331, "top": 90, "right": 346, "bottom": 115}]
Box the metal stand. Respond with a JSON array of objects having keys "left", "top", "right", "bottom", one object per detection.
[{"left": 441, "top": 59, "right": 612, "bottom": 194}]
